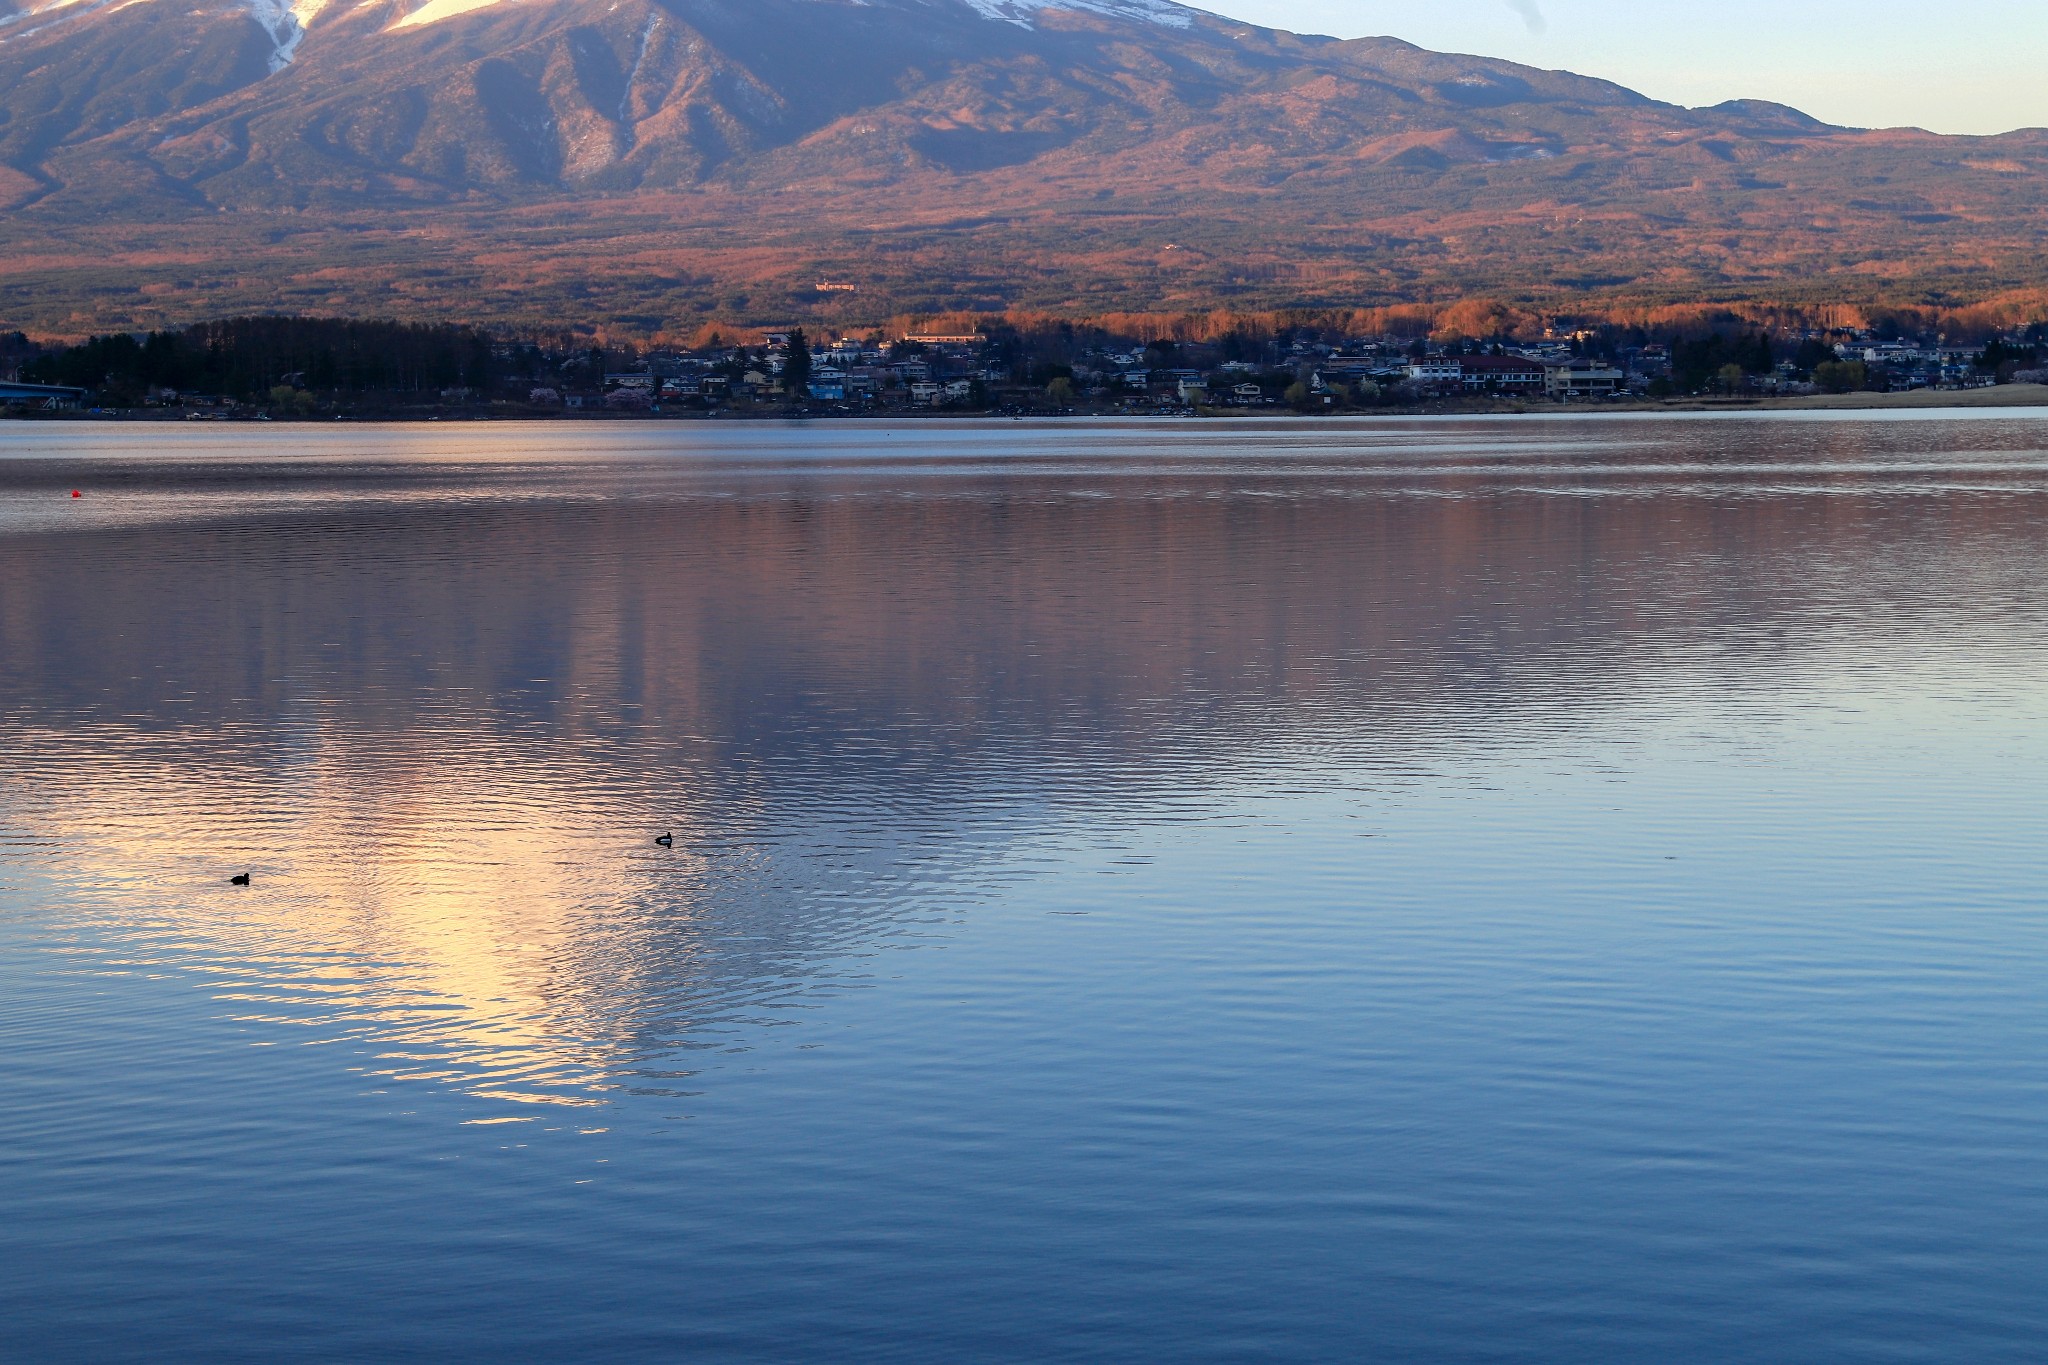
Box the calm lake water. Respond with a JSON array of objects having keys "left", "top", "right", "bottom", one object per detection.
[{"left": 3, "top": 414, "right": 2047, "bottom": 1362}]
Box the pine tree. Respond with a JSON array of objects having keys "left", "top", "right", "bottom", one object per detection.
[{"left": 784, "top": 328, "right": 812, "bottom": 399}]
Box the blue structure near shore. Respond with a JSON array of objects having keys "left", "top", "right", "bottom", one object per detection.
[{"left": 0, "top": 380, "right": 87, "bottom": 408}]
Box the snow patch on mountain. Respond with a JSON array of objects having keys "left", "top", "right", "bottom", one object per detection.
[
  {"left": 0, "top": 0, "right": 324, "bottom": 63},
  {"left": 386, "top": 0, "right": 1196, "bottom": 33},
  {"left": 246, "top": 0, "right": 309, "bottom": 68},
  {"left": 389, "top": 0, "right": 504, "bottom": 29},
  {"left": 2, "top": 0, "right": 97, "bottom": 21},
  {"left": 960, "top": 0, "right": 1192, "bottom": 27},
  {"left": 0, "top": 0, "right": 118, "bottom": 39}
]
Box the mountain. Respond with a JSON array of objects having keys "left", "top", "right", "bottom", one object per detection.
[{"left": 1, "top": 0, "right": 2044, "bottom": 335}]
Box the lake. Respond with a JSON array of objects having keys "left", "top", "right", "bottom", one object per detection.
[{"left": 3, "top": 414, "right": 2047, "bottom": 1362}]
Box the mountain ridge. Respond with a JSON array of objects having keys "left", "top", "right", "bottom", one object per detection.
[{"left": 1, "top": 0, "right": 2043, "bottom": 335}]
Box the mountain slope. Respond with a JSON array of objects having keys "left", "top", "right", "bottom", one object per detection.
[{"left": 1, "top": 0, "right": 2043, "bottom": 333}]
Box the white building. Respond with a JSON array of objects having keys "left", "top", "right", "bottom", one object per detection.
[
  {"left": 1406, "top": 360, "right": 1463, "bottom": 390},
  {"left": 1544, "top": 362, "right": 1625, "bottom": 398}
]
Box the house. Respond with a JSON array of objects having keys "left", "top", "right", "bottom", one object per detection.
[
  {"left": 1458, "top": 355, "right": 1547, "bottom": 393},
  {"left": 909, "top": 381, "right": 943, "bottom": 405},
  {"left": 1544, "top": 361, "right": 1625, "bottom": 398},
  {"left": 1231, "top": 383, "right": 1265, "bottom": 404},
  {"left": 605, "top": 372, "right": 655, "bottom": 391},
  {"left": 944, "top": 379, "right": 976, "bottom": 403},
  {"left": 1319, "top": 359, "right": 1379, "bottom": 382},
  {"left": 1405, "top": 360, "right": 1463, "bottom": 391},
  {"left": 698, "top": 375, "right": 732, "bottom": 399},
  {"left": 1177, "top": 377, "right": 1208, "bottom": 404}
]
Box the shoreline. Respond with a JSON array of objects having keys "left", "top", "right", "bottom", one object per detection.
[
  {"left": 8, "top": 384, "right": 2046, "bottom": 424},
  {"left": 1604, "top": 384, "right": 2048, "bottom": 413}
]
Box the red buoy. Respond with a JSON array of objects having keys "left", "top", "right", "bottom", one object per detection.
[{"left": 70, "top": 490, "right": 82, "bottom": 498}]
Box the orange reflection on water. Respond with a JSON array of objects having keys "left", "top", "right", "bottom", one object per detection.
[{"left": 8, "top": 718, "right": 735, "bottom": 1107}]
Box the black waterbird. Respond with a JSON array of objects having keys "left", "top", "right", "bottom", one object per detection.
[
  {"left": 230, "top": 873, "right": 251, "bottom": 886},
  {"left": 654, "top": 832, "right": 674, "bottom": 848}
]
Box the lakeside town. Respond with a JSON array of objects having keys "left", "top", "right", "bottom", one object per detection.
[{"left": 3, "top": 318, "right": 2045, "bottom": 418}]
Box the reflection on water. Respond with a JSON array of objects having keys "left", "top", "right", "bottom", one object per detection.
[
  {"left": 3, "top": 415, "right": 2048, "bottom": 1362},
  {"left": 8, "top": 416, "right": 2040, "bottom": 1107}
]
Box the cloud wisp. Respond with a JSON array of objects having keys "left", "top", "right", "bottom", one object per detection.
[{"left": 1502, "top": 0, "right": 1546, "bottom": 35}]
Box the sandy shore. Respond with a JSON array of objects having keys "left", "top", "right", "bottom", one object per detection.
[{"left": 1647, "top": 384, "right": 2048, "bottom": 413}]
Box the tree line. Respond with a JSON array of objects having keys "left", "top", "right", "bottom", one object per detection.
[{"left": 22, "top": 318, "right": 499, "bottom": 399}]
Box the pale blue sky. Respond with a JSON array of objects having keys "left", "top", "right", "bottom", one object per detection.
[{"left": 1200, "top": 1, "right": 2048, "bottom": 135}]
